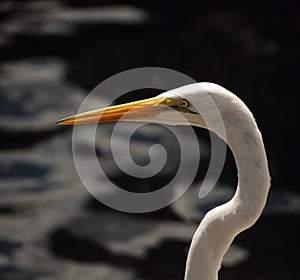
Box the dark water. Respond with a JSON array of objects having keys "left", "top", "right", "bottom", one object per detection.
[{"left": 0, "top": 1, "right": 299, "bottom": 279}]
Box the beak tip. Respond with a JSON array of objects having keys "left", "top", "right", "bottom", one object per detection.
[{"left": 56, "top": 117, "right": 71, "bottom": 125}]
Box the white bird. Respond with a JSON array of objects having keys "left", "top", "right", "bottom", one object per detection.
[{"left": 57, "top": 82, "right": 271, "bottom": 280}]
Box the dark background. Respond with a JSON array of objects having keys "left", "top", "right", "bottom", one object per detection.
[{"left": 0, "top": 1, "right": 299, "bottom": 279}]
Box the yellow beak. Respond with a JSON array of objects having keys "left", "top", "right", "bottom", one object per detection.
[{"left": 56, "top": 96, "right": 177, "bottom": 125}]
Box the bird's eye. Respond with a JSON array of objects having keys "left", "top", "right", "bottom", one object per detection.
[{"left": 180, "top": 99, "right": 189, "bottom": 108}]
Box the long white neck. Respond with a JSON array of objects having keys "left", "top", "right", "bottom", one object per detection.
[{"left": 184, "top": 97, "right": 271, "bottom": 280}]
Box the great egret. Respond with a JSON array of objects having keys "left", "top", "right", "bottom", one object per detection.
[{"left": 57, "top": 82, "right": 271, "bottom": 280}]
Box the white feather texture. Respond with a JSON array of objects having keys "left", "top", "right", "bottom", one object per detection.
[
  {"left": 57, "top": 82, "right": 271, "bottom": 279},
  {"left": 159, "top": 83, "right": 271, "bottom": 280}
]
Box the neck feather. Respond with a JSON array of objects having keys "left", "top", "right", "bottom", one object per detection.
[{"left": 184, "top": 100, "right": 270, "bottom": 280}]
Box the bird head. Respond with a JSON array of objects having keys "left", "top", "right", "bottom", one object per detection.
[{"left": 56, "top": 83, "right": 232, "bottom": 131}]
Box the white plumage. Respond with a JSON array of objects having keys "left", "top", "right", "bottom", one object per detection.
[{"left": 57, "top": 82, "right": 271, "bottom": 280}]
